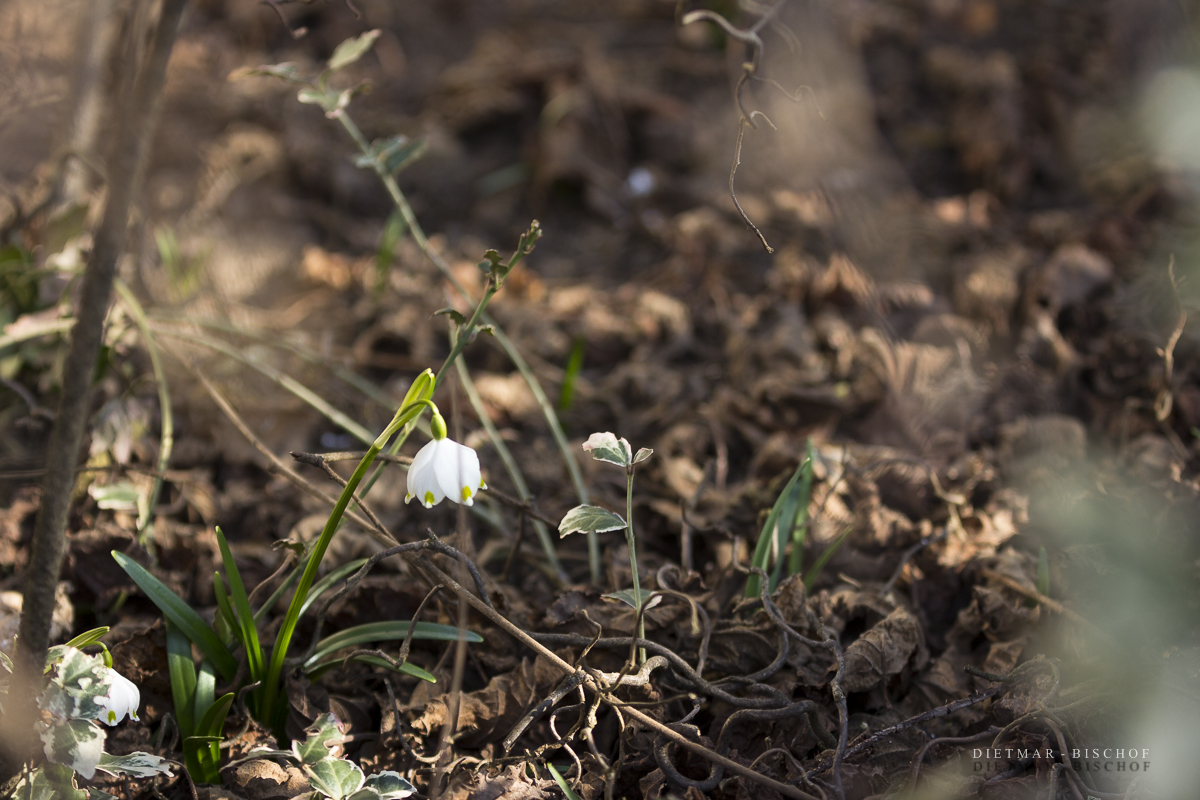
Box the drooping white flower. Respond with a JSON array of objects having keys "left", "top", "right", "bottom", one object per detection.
[
  {"left": 405, "top": 437, "right": 486, "bottom": 508},
  {"left": 95, "top": 668, "right": 140, "bottom": 726}
]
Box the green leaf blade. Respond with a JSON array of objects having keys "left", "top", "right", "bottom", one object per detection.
[{"left": 112, "top": 550, "right": 238, "bottom": 682}]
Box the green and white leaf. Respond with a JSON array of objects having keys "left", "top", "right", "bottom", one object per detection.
[
  {"left": 327, "top": 30, "right": 381, "bottom": 72},
  {"left": 632, "top": 447, "right": 654, "bottom": 465},
  {"left": 12, "top": 764, "right": 87, "bottom": 800},
  {"left": 88, "top": 482, "right": 141, "bottom": 512},
  {"left": 40, "top": 648, "right": 111, "bottom": 721},
  {"left": 558, "top": 505, "right": 626, "bottom": 537},
  {"left": 95, "top": 751, "right": 174, "bottom": 778},
  {"left": 358, "top": 771, "right": 416, "bottom": 799},
  {"left": 39, "top": 718, "right": 105, "bottom": 779},
  {"left": 305, "top": 757, "right": 365, "bottom": 800},
  {"left": 293, "top": 713, "right": 347, "bottom": 766},
  {"left": 581, "top": 432, "right": 631, "bottom": 467}
]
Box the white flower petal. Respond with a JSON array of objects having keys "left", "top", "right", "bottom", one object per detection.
[
  {"left": 95, "top": 669, "right": 140, "bottom": 726},
  {"left": 432, "top": 439, "right": 481, "bottom": 506},
  {"left": 405, "top": 440, "right": 444, "bottom": 507}
]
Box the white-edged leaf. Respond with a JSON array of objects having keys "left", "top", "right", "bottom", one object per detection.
[
  {"left": 95, "top": 751, "right": 173, "bottom": 778},
  {"left": 305, "top": 757, "right": 365, "bottom": 800},
  {"left": 293, "top": 713, "right": 347, "bottom": 766},
  {"left": 359, "top": 771, "right": 416, "bottom": 799},
  {"left": 632, "top": 447, "right": 654, "bottom": 465},
  {"left": 39, "top": 718, "right": 105, "bottom": 779},
  {"left": 603, "top": 589, "right": 662, "bottom": 611},
  {"left": 328, "top": 30, "right": 381, "bottom": 72},
  {"left": 12, "top": 763, "right": 87, "bottom": 800},
  {"left": 581, "top": 432, "right": 632, "bottom": 467},
  {"left": 558, "top": 505, "right": 626, "bottom": 538},
  {"left": 40, "top": 648, "right": 111, "bottom": 722},
  {"left": 88, "top": 482, "right": 140, "bottom": 511}
]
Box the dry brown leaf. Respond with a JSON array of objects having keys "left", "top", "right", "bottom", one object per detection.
[{"left": 840, "top": 606, "right": 927, "bottom": 692}]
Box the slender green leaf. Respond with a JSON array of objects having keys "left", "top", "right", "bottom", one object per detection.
[
  {"left": 1037, "top": 546, "right": 1051, "bottom": 597},
  {"left": 546, "top": 763, "right": 581, "bottom": 800},
  {"left": 558, "top": 505, "right": 626, "bottom": 537},
  {"left": 804, "top": 529, "right": 850, "bottom": 594},
  {"left": 558, "top": 337, "right": 585, "bottom": 411},
  {"left": 194, "top": 660, "right": 217, "bottom": 729},
  {"left": 746, "top": 459, "right": 809, "bottom": 598},
  {"left": 62, "top": 627, "right": 110, "bottom": 651},
  {"left": 212, "top": 575, "right": 238, "bottom": 647},
  {"left": 197, "top": 692, "right": 234, "bottom": 738},
  {"left": 112, "top": 551, "right": 237, "bottom": 681},
  {"left": 303, "top": 622, "right": 482, "bottom": 670},
  {"left": 165, "top": 621, "right": 197, "bottom": 740},
  {"left": 304, "top": 653, "right": 436, "bottom": 683},
  {"left": 215, "top": 527, "right": 265, "bottom": 683}
]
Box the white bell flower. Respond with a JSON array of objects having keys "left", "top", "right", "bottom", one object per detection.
[
  {"left": 95, "top": 668, "right": 140, "bottom": 726},
  {"left": 405, "top": 433, "right": 486, "bottom": 508}
]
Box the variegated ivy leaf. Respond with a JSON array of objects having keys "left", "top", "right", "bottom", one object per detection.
[
  {"left": 12, "top": 763, "right": 87, "bottom": 800},
  {"left": 632, "top": 447, "right": 654, "bottom": 465},
  {"left": 581, "top": 432, "right": 632, "bottom": 467},
  {"left": 40, "top": 648, "right": 111, "bottom": 722},
  {"left": 305, "top": 757, "right": 365, "bottom": 800},
  {"left": 357, "top": 771, "right": 416, "bottom": 799},
  {"left": 558, "top": 505, "right": 626, "bottom": 538},
  {"left": 95, "top": 751, "right": 173, "bottom": 778},
  {"left": 603, "top": 589, "right": 663, "bottom": 611},
  {"left": 39, "top": 718, "right": 105, "bottom": 780},
  {"left": 293, "top": 713, "right": 347, "bottom": 766}
]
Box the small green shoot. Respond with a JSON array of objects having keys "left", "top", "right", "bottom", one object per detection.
[
  {"left": 746, "top": 444, "right": 814, "bottom": 599},
  {"left": 558, "top": 336, "right": 585, "bottom": 411}
]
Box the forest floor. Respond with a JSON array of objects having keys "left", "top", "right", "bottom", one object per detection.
[{"left": 2, "top": 0, "right": 1200, "bottom": 798}]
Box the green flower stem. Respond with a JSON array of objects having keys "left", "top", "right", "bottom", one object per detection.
[
  {"left": 336, "top": 111, "right": 599, "bottom": 585},
  {"left": 627, "top": 468, "right": 645, "bottom": 664},
  {"left": 259, "top": 403, "right": 421, "bottom": 730}
]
